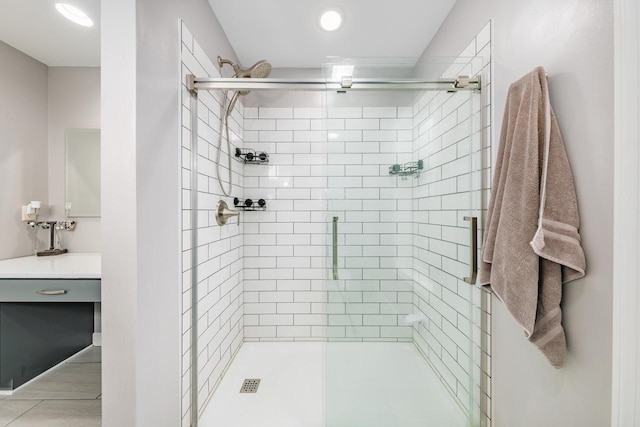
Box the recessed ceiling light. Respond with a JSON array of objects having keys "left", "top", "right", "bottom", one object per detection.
[
  {"left": 55, "top": 3, "right": 94, "bottom": 27},
  {"left": 320, "top": 9, "right": 343, "bottom": 32}
]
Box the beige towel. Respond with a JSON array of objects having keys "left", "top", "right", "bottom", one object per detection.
[{"left": 478, "top": 66, "right": 586, "bottom": 368}]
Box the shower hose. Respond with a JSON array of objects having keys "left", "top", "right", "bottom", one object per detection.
[{"left": 217, "top": 90, "right": 233, "bottom": 197}]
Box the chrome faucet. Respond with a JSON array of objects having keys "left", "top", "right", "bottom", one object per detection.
[
  {"left": 37, "top": 221, "right": 67, "bottom": 256},
  {"left": 34, "top": 220, "right": 76, "bottom": 256}
]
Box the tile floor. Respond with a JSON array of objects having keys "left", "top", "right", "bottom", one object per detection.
[
  {"left": 0, "top": 346, "right": 101, "bottom": 426},
  {"left": 199, "top": 342, "right": 467, "bottom": 427}
]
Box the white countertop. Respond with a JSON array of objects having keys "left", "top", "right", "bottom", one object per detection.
[{"left": 0, "top": 253, "right": 101, "bottom": 279}]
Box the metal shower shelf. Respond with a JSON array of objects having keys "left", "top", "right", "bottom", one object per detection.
[
  {"left": 389, "top": 160, "right": 424, "bottom": 178},
  {"left": 233, "top": 197, "right": 266, "bottom": 211},
  {"left": 235, "top": 148, "right": 269, "bottom": 164}
]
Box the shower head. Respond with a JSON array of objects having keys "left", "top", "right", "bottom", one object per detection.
[
  {"left": 217, "top": 56, "right": 272, "bottom": 115},
  {"left": 241, "top": 60, "right": 272, "bottom": 78},
  {"left": 217, "top": 56, "right": 272, "bottom": 79}
]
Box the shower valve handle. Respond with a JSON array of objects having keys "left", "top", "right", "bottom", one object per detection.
[{"left": 216, "top": 200, "right": 240, "bottom": 226}]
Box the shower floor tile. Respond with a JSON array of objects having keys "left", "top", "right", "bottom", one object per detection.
[{"left": 199, "top": 342, "right": 467, "bottom": 427}]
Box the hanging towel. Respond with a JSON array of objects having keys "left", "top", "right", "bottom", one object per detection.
[{"left": 478, "top": 66, "right": 586, "bottom": 368}]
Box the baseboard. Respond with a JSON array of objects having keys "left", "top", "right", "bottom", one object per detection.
[{"left": 93, "top": 333, "right": 102, "bottom": 347}]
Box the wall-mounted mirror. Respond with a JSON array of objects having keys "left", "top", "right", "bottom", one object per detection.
[{"left": 65, "top": 129, "right": 101, "bottom": 217}]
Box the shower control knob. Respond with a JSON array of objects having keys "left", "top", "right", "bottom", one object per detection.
[
  {"left": 258, "top": 152, "right": 268, "bottom": 161},
  {"left": 258, "top": 199, "right": 266, "bottom": 207},
  {"left": 233, "top": 197, "right": 241, "bottom": 206},
  {"left": 245, "top": 199, "right": 253, "bottom": 207},
  {"left": 245, "top": 152, "right": 254, "bottom": 161}
]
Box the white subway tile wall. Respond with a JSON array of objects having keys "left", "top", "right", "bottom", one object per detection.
[
  {"left": 242, "top": 104, "right": 415, "bottom": 343},
  {"left": 180, "top": 20, "right": 492, "bottom": 427},
  {"left": 180, "top": 22, "right": 245, "bottom": 425}
]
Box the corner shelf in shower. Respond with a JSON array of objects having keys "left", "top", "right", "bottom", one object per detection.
[
  {"left": 233, "top": 197, "right": 267, "bottom": 211},
  {"left": 235, "top": 148, "right": 269, "bottom": 164}
]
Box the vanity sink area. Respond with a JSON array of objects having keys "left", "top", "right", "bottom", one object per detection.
[
  {"left": 0, "top": 252, "right": 100, "bottom": 279},
  {"left": 0, "top": 12, "right": 103, "bottom": 421},
  {"left": 0, "top": 253, "right": 100, "bottom": 392}
]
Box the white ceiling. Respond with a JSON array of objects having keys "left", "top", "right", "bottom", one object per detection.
[
  {"left": 0, "top": 0, "right": 100, "bottom": 66},
  {"left": 0, "top": 0, "right": 455, "bottom": 69},
  {"left": 208, "top": 0, "right": 458, "bottom": 69}
]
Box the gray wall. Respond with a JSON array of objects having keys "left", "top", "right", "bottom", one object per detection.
[
  {"left": 101, "top": 0, "right": 239, "bottom": 425},
  {"left": 421, "top": 1, "right": 613, "bottom": 426},
  {"left": 0, "top": 41, "right": 48, "bottom": 260},
  {"left": 48, "top": 67, "right": 101, "bottom": 252},
  {"left": 0, "top": 45, "right": 101, "bottom": 260}
]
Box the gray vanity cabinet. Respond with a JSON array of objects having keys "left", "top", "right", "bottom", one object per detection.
[{"left": 0, "top": 278, "right": 100, "bottom": 390}]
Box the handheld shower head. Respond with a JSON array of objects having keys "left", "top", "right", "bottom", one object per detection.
[
  {"left": 226, "top": 91, "right": 241, "bottom": 116},
  {"left": 217, "top": 56, "right": 272, "bottom": 114},
  {"left": 240, "top": 60, "right": 272, "bottom": 78},
  {"left": 217, "top": 56, "right": 272, "bottom": 79}
]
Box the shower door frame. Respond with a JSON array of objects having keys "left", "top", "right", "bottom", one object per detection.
[
  {"left": 185, "top": 73, "right": 486, "bottom": 426},
  {"left": 186, "top": 76, "right": 481, "bottom": 93}
]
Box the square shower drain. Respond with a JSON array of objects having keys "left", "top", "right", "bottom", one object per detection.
[{"left": 240, "top": 378, "right": 261, "bottom": 393}]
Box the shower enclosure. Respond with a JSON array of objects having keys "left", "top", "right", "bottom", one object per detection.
[{"left": 180, "top": 24, "right": 490, "bottom": 427}]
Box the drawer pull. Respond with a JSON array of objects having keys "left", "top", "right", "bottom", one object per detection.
[{"left": 36, "top": 290, "right": 68, "bottom": 296}]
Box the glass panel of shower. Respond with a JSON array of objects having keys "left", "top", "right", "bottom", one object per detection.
[{"left": 320, "top": 59, "right": 484, "bottom": 427}]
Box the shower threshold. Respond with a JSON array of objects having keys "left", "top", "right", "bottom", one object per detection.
[{"left": 198, "top": 341, "right": 467, "bottom": 427}]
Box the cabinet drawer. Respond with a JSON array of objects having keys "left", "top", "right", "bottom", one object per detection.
[{"left": 0, "top": 279, "right": 100, "bottom": 302}]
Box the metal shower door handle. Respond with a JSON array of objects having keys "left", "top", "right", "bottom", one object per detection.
[
  {"left": 332, "top": 217, "right": 339, "bottom": 280},
  {"left": 463, "top": 216, "right": 478, "bottom": 285}
]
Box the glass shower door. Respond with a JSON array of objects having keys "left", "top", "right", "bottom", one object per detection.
[{"left": 321, "top": 68, "right": 483, "bottom": 427}]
